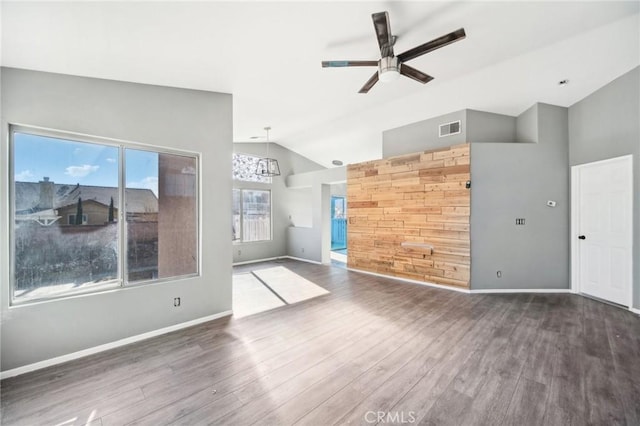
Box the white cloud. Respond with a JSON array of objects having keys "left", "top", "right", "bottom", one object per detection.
[
  {"left": 106, "top": 158, "right": 116, "bottom": 163},
  {"left": 15, "top": 170, "right": 35, "bottom": 181},
  {"left": 128, "top": 176, "right": 158, "bottom": 196},
  {"left": 65, "top": 164, "right": 99, "bottom": 178}
]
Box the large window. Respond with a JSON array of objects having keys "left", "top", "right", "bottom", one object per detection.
[
  {"left": 232, "top": 189, "right": 271, "bottom": 242},
  {"left": 10, "top": 126, "right": 199, "bottom": 304}
]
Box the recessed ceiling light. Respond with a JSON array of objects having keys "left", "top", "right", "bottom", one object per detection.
[
  {"left": 558, "top": 79, "right": 570, "bottom": 86},
  {"left": 332, "top": 160, "right": 343, "bottom": 166}
]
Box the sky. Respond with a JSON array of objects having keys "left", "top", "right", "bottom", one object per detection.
[{"left": 14, "top": 132, "right": 159, "bottom": 196}]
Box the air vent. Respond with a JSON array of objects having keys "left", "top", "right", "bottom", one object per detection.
[{"left": 439, "top": 120, "right": 461, "bottom": 137}]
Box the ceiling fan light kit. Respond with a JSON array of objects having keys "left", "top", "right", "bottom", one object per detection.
[
  {"left": 378, "top": 56, "right": 400, "bottom": 82},
  {"left": 322, "top": 11, "right": 466, "bottom": 93}
]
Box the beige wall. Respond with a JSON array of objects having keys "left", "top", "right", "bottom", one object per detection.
[{"left": 58, "top": 201, "right": 116, "bottom": 225}]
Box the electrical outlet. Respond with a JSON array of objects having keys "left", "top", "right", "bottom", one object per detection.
[
  {"left": 173, "top": 297, "right": 181, "bottom": 307},
  {"left": 238, "top": 249, "right": 241, "bottom": 256},
  {"left": 515, "top": 218, "right": 526, "bottom": 225},
  {"left": 497, "top": 271, "right": 502, "bottom": 278},
  {"left": 301, "top": 247, "right": 305, "bottom": 253},
  {"left": 546, "top": 200, "right": 557, "bottom": 207}
]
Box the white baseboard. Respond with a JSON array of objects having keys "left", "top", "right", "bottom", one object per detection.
[
  {"left": 344, "top": 267, "right": 578, "bottom": 296},
  {"left": 283, "top": 255, "right": 323, "bottom": 265},
  {"left": 346, "top": 267, "right": 471, "bottom": 294},
  {"left": 233, "top": 257, "right": 281, "bottom": 266},
  {"left": 233, "top": 256, "right": 323, "bottom": 266},
  {"left": 0, "top": 310, "right": 233, "bottom": 380},
  {"left": 630, "top": 307, "right": 640, "bottom": 315},
  {"left": 470, "top": 288, "right": 572, "bottom": 294}
]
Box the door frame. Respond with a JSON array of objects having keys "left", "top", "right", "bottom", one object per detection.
[{"left": 570, "top": 154, "right": 634, "bottom": 308}]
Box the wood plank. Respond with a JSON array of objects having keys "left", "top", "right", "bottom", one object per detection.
[
  {"left": 2, "top": 263, "right": 637, "bottom": 425},
  {"left": 206, "top": 286, "right": 456, "bottom": 425},
  {"left": 347, "top": 201, "right": 378, "bottom": 208},
  {"left": 419, "top": 164, "right": 470, "bottom": 176},
  {"left": 503, "top": 377, "right": 548, "bottom": 424},
  {"left": 424, "top": 181, "right": 467, "bottom": 191},
  {"left": 296, "top": 295, "right": 494, "bottom": 426}
]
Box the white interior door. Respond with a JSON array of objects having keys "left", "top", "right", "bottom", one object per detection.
[{"left": 573, "top": 155, "right": 633, "bottom": 306}]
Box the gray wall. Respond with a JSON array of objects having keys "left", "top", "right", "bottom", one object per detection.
[
  {"left": 471, "top": 104, "right": 570, "bottom": 289},
  {"left": 467, "top": 110, "right": 517, "bottom": 143},
  {"left": 286, "top": 167, "right": 346, "bottom": 263},
  {"left": 569, "top": 66, "right": 639, "bottom": 308},
  {"left": 516, "top": 104, "right": 539, "bottom": 143},
  {"left": 232, "top": 142, "right": 323, "bottom": 263},
  {"left": 382, "top": 110, "right": 467, "bottom": 157},
  {"left": 0, "top": 68, "right": 233, "bottom": 372},
  {"left": 287, "top": 187, "right": 313, "bottom": 228},
  {"left": 383, "top": 109, "right": 520, "bottom": 158},
  {"left": 331, "top": 182, "right": 347, "bottom": 197}
]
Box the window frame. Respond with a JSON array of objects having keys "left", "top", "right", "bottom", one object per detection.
[
  {"left": 232, "top": 188, "right": 272, "bottom": 244},
  {"left": 123, "top": 146, "right": 200, "bottom": 286},
  {"left": 8, "top": 124, "right": 201, "bottom": 305}
]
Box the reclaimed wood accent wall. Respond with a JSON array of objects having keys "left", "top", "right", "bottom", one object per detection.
[{"left": 347, "top": 143, "right": 471, "bottom": 289}]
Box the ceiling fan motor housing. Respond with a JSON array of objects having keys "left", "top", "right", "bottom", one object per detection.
[{"left": 378, "top": 56, "right": 400, "bottom": 82}]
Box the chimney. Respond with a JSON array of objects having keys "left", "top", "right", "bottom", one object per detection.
[{"left": 38, "top": 177, "right": 54, "bottom": 210}]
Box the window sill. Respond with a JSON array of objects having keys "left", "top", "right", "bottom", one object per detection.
[{"left": 232, "top": 239, "right": 273, "bottom": 245}]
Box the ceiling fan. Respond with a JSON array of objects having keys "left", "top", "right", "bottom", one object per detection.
[{"left": 322, "top": 11, "right": 466, "bottom": 93}]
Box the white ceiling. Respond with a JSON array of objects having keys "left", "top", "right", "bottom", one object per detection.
[{"left": 2, "top": 1, "right": 639, "bottom": 167}]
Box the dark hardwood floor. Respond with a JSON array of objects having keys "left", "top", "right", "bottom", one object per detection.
[{"left": 2, "top": 259, "right": 639, "bottom": 425}]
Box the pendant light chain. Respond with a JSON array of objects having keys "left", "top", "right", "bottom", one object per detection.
[{"left": 265, "top": 126, "right": 271, "bottom": 158}]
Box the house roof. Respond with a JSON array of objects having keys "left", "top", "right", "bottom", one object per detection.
[
  {"left": 15, "top": 181, "right": 158, "bottom": 214},
  {"left": 2, "top": 2, "right": 637, "bottom": 167}
]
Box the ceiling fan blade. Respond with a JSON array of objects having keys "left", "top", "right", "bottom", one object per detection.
[
  {"left": 400, "top": 64, "right": 434, "bottom": 84},
  {"left": 372, "top": 11, "right": 394, "bottom": 58},
  {"left": 358, "top": 72, "right": 379, "bottom": 93},
  {"left": 322, "top": 60, "right": 379, "bottom": 68},
  {"left": 397, "top": 28, "right": 466, "bottom": 63}
]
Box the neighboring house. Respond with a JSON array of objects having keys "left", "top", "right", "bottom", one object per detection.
[
  {"left": 15, "top": 177, "right": 158, "bottom": 226},
  {"left": 56, "top": 199, "right": 114, "bottom": 226}
]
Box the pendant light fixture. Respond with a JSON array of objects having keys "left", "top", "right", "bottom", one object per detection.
[{"left": 256, "top": 126, "right": 281, "bottom": 177}]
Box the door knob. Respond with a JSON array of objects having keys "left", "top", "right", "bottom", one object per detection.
[{"left": 578, "top": 235, "right": 586, "bottom": 240}]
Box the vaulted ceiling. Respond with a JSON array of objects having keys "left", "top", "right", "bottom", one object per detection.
[{"left": 2, "top": 1, "right": 638, "bottom": 167}]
